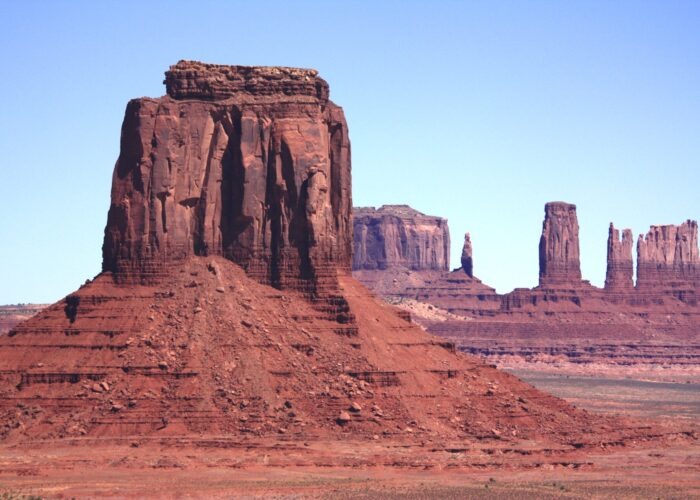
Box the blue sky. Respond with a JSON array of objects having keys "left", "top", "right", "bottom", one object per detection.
[{"left": 0, "top": 0, "right": 698, "bottom": 303}]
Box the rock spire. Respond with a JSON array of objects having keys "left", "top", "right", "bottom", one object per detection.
[
  {"left": 538, "top": 202, "right": 581, "bottom": 286},
  {"left": 461, "top": 233, "right": 473, "bottom": 277},
  {"left": 605, "top": 223, "right": 634, "bottom": 290}
]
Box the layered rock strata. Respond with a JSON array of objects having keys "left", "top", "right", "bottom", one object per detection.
[
  {"left": 0, "top": 304, "right": 47, "bottom": 335},
  {"left": 103, "top": 60, "right": 352, "bottom": 294},
  {"left": 538, "top": 202, "right": 582, "bottom": 287},
  {"left": 0, "top": 257, "right": 651, "bottom": 445},
  {"left": 604, "top": 224, "right": 634, "bottom": 291},
  {"left": 352, "top": 205, "right": 450, "bottom": 272}
]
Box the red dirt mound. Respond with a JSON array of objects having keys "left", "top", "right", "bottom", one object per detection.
[{"left": 0, "top": 256, "right": 681, "bottom": 450}]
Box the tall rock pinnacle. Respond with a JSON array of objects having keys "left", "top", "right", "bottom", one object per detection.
[
  {"left": 538, "top": 202, "right": 582, "bottom": 286},
  {"left": 461, "top": 232, "right": 473, "bottom": 277},
  {"left": 605, "top": 223, "right": 634, "bottom": 290},
  {"left": 102, "top": 61, "right": 352, "bottom": 291}
]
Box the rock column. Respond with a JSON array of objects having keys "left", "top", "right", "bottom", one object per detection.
[
  {"left": 538, "top": 202, "right": 582, "bottom": 287},
  {"left": 461, "top": 233, "right": 473, "bottom": 277},
  {"left": 604, "top": 223, "right": 634, "bottom": 290}
]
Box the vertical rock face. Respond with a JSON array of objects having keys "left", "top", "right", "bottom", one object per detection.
[
  {"left": 538, "top": 202, "right": 582, "bottom": 286},
  {"left": 461, "top": 233, "right": 473, "bottom": 277},
  {"left": 605, "top": 224, "right": 634, "bottom": 290},
  {"left": 636, "top": 220, "right": 700, "bottom": 290},
  {"left": 102, "top": 61, "right": 352, "bottom": 291},
  {"left": 352, "top": 205, "right": 450, "bottom": 271}
]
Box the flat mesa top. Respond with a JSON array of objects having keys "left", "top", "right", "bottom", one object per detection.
[
  {"left": 354, "top": 205, "right": 447, "bottom": 221},
  {"left": 544, "top": 201, "right": 577, "bottom": 212},
  {"left": 164, "top": 60, "right": 330, "bottom": 101}
]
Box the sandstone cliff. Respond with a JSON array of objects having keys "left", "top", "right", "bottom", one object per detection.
[
  {"left": 103, "top": 60, "right": 352, "bottom": 292},
  {"left": 352, "top": 205, "right": 450, "bottom": 271},
  {"left": 538, "top": 202, "right": 582, "bottom": 286},
  {"left": 604, "top": 223, "right": 634, "bottom": 291},
  {"left": 636, "top": 220, "right": 700, "bottom": 292}
]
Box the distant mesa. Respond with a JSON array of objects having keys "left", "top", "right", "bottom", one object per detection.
[
  {"left": 353, "top": 200, "right": 700, "bottom": 377},
  {"left": 352, "top": 206, "right": 499, "bottom": 313},
  {"left": 352, "top": 205, "right": 450, "bottom": 272},
  {"left": 356, "top": 199, "right": 700, "bottom": 305}
]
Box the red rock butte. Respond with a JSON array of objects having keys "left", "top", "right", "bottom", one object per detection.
[
  {"left": 103, "top": 60, "right": 352, "bottom": 296},
  {"left": 2, "top": 61, "right": 661, "bottom": 451},
  {"left": 352, "top": 201, "right": 700, "bottom": 377},
  {"left": 353, "top": 205, "right": 450, "bottom": 272},
  {"left": 538, "top": 202, "right": 582, "bottom": 287}
]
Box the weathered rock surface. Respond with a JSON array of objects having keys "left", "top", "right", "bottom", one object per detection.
[
  {"left": 164, "top": 61, "right": 331, "bottom": 101},
  {"left": 604, "top": 223, "right": 634, "bottom": 291},
  {"left": 538, "top": 202, "right": 582, "bottom": 286},
  {"left": 461, "top": 233, "right": 473, "bottom": 278},
  {"left": 637, "top": 220, "right": 700, "bottom": 299},
  {"left": 352, "top": 205, "right": 450, "bottom": 272},
  {"left": 103, "top": 60, "right": 352, "bottom": 293}
]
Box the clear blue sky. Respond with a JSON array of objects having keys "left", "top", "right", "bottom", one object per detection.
[{"left": 1, "top": 0, "right": 698, "bottom": 303}]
